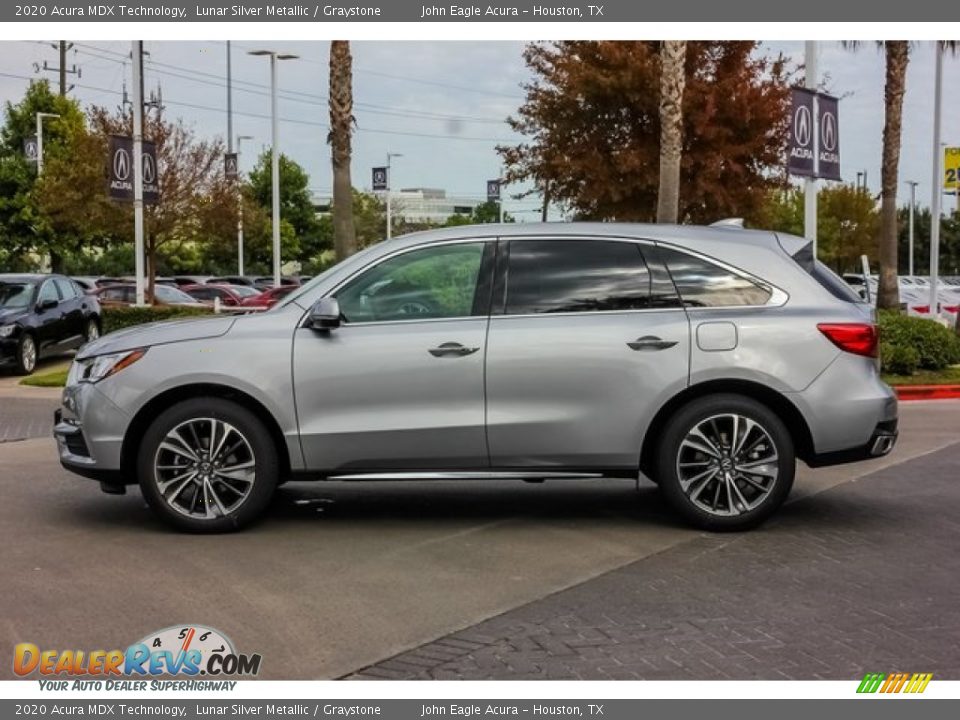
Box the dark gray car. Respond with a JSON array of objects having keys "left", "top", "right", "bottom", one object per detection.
[{"left": 55, "top": 223, "right": 898, "bottom": 532}]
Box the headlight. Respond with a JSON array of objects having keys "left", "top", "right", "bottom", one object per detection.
[
  {"left": 71, "top": 348, "right": 147, "bottom": 384},
  {"left": 0, "top": 324, "right": 16, "bottom": 338}
]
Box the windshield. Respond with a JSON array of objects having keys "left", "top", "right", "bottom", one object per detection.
[{"left": 0, "top": 282, "right": 36, "bottom": 309}]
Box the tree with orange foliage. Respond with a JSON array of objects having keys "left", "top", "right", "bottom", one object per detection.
[{"left": 499, "top": 41, "right": 793, "bottom": 224}]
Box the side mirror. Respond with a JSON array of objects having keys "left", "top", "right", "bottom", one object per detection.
[
  {"left": 37, "top": 298, "right": 58, "bottom": 311},
  {"left": 308, "top": 297, "right": 341, "bottom": 329}
]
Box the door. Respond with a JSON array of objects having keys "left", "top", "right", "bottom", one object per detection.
[
  {"left": 33, "top": 279, "right": 67, "bottom": 355},
  {"left": 53, "top": 277, "right": 85, "bottom": 346},
  {"left": 485, "top": 238, "right": 691, "bottom": 470},
  {"left": 294, "top": 240, "right": 495, "bottom": 471}
]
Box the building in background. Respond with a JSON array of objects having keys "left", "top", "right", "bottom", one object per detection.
[{"left": 311, "top": 188, "right": 483, "bottom": 225}]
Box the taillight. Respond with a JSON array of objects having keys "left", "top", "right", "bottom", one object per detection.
[
  {"left": 913, "top": 305, "right": 930, "bottom": 315},
  {"left": 817, "top": 323, "right": 878, "bottom": 358}
]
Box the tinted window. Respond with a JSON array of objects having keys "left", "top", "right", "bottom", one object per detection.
[
  {"left": 53, "top": 277, "right": 77, "bottom": 300},
  {"left": 660, "top": 247, "right": 773, "bottom": 307},
  {"left": 505, "top": 240, "right": 660, "bottom": 315},
  {"left": 38, "top": 280, "right": 60, "bottom": 305},
  {"left": 337, "top": 242, "right": 487, "bottom": 323}
]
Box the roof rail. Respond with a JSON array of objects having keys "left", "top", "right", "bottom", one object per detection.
[{"left": 710, "top": 218, "right": 745, "bottom": 228}]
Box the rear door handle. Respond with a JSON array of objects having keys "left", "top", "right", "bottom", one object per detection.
[
  {"left": 627, "top": 335, "right": 678, "bottom": 351},
  {"left": 429, "top": 342, "right": 479, "bottom": 358}
]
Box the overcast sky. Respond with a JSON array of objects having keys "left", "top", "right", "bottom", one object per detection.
[{"left": 0, "top": 39, "right": 957, "bottom": 220}]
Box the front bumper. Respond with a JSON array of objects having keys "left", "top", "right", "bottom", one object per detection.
[
  {"left": 54, "top": 379, "right": 131, "bottom": 485},
  {"left": 0, "top": 337, "right": 19, "bottom": 366}
]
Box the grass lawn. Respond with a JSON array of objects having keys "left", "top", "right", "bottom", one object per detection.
[
  {"left": 883, "top": 365, "right": 960, "bottom": 387},
  {"left": 19, "top": 368, "right": 68, "bottom": 387}
]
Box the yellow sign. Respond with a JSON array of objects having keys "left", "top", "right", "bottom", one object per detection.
[{"left": 944, "top": 146, "right": 960, "bottom": 191}]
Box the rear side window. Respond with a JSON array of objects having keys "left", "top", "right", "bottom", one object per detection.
[
  {"left": 53, "top": 277, "right": 78, "bottom": 300},
  {"left": 505, "top": 239, "right": 664, "bottom": 315},
  {"left": 659, "top": 247, "right": 773, "bottom": 307},
  {"left": 791, "top": 241, "right": 864, "bottom": 303}
]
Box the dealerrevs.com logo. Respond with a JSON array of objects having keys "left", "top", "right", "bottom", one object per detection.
[{"left": 14, "top": 625, "right": 261, "bottom": 689}]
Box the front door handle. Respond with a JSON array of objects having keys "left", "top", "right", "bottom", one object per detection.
[
  {"left": 627, "top": 335, "right": 678, "bottom": 351},
  {"left": 429, "top": 342, "right": 479, "bottom": 358}
]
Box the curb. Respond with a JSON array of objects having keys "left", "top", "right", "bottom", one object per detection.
[{"left": 894, "top": 384, "right": 960, "bottom": 401}]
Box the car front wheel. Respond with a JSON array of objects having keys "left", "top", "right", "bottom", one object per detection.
[
  {"left": 655, "top": 394, "right": 794, "bottom": 531},
  {"left": 137, "top": 397, "right": 279, "bottom": 532}
]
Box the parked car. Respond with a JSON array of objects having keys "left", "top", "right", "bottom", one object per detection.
[
  {"left": 252, "top": 276, "right": 300, "bottom": 291},
  {"left": 95, "top": 284, "right": 207, "bottom": 308},
  {"left": 208, "top": 276, "right": 258, "bottom": 287},
  {"left": 0, "top": 274, "right": 101, "bottom": 375},
  {"left": 171, "top": 276, "right": 218, "bottom": 288},
  {"left": 240, "top": 284, "right": 297, "bottom": 308},
  {"left": 182, "top": 283, "right": 261, "bottom": 307},
  {"left": 56, "top": 223, "right": 898, "bottom": 532}
]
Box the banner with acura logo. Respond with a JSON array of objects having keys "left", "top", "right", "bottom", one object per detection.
[
  {"left": 788, "top": 87, "right": 840, "bottom": 180},
  {"left": 817, "top": 93, "right": 841, "bottom": 181},
  {"left": 108, "top": 135, "right": 159, "bottom": 204}
]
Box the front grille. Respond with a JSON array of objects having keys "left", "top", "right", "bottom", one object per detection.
[{"left": 64, "top": 432, "right": 90, "bottom": 458}]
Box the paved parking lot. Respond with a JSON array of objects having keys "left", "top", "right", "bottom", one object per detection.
[{"left": 0, "top": 390, "right": 958, "bottom": 680}]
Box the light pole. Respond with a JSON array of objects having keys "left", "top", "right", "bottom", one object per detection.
[
  {"left": 236, "top": 134, "right": 254, "bottom": 276},
  {"left": 385, "top": 152, "right": 403, "bottom": 239},
  {"left": 906, "top": 180, "right": 918, "bottom": 277},
  {"left": 804, "top": 40, "right": 819, "bottom": 258},
  {"left": 35, "top": 112, "right": 60, "bottom": 175},
  {"left": 248, "top": 49, "right": 298, "bottom": 287},
  {"left": 930, "top": 44, "right": 944, "bottom": 317}
]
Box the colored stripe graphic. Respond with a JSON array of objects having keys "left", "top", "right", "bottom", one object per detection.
[{"left": 857, "top": 672, "right": 932, "bottom": 694}]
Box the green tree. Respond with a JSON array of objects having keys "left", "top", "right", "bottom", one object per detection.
[
  {"left": 897, "top": 206, "right": 960, "bottom": 277},
  {"left": 444, "top": 200, "right": 515, "bottom": 226},
  {"left": 0, "top": 80, "right": 87, "bottom": 272},
  {"left": 247, "top": 150, "right": 323, "bottom": 261},
  {"left": 758, "top": 185, "right": 880, "bottom": 273}
]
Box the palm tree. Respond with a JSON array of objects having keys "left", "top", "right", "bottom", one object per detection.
[
  {"left": 328, "top": 40, "right": 357, "bottom": 260},
  {"left": 656, "top": 40, "right": 687, "bottom": 224}
]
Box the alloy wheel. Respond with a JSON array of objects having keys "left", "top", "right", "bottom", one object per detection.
[
  {"left": 675, "top": 413, "right": 779, "bottom": 517},
  {"left": 152, "top": 417, "right": 257, "bottom": 519},
  {"left": 21, "top": 336, "right": 36, "bottom": 373}
]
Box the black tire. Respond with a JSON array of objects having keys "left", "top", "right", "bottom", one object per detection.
[
  {"left": 654, "top": 393, "right": 794, "bottom": 531},
  {"left": 137, "top": 397, "right": 279, "bottom": 533},
  {"left": 14, "top": 332, "right": 37, "bottom": 376},
  {"left": 83, "top": 317, "right": 101, "bottom": 343}
]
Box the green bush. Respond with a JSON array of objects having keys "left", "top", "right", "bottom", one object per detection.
[
  {"left": 879, "top": 341, "right": 920, "bottom": 376},
  {"left": 101, "top": 305, "right": 213, "bottom": 334},
  {"left": 879, "top": 310, "right": 960, "bottom": 373}
]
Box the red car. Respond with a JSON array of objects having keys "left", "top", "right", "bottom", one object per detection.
[
  {"left": 181, "top": 283, "right": 261, "bottom": 307},
  {"left": 240, "top": 284, "right": 297, "bottom": 308}
]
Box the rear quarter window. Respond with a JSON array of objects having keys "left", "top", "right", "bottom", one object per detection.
[
  {"left": 790, "top": 241, "right": 864, "bottom": 303},
  {"left": 659, "top": 246, "right": 773, "bottom": 307}
]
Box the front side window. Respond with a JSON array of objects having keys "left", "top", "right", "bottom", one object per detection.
[
  {"left": 659, "top": 247, "right": 773, "bottom": 307},
  {"left": 337, "top": 242, "right": 487, "bottom": 323},
  {"left": 53, "top": 277, "right": 78, "bottom": 300},
  {"left": 505, "top": 239, "right": 656, "bottom": 315}
]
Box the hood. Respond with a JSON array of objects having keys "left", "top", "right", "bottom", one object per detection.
[
  {"left": 0, "top": 307, "right": 27, "bottom": 326},
  {"left": 77, "top": 316, "right": 236, "bottom": 359}
]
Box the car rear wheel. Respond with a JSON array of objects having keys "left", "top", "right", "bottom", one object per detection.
[
  {"left": 137, "top": 398, "right": 279, "bottom": 533},
  {"left": 14, "top": 333, "right": 37, "bottom": 375},
  {"left": 655, "top": 394, "right": 794, "bottom": 531}
]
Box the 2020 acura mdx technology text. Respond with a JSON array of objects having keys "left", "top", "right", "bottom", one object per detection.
[{"left": 54, "top": 223, "right": 898, "bottom": 532}]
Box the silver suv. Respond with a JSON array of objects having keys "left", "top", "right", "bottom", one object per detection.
[{"left": 55, "top": 223, "right": 898, "bottom": 532}]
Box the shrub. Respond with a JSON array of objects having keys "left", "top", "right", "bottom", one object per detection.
[
  {"left": 878, "top": 310, "right": 960, "bottom": 373},
  {"left": 101, "top": 305, "right": 213, "bottom": 334},
  {"left": 880, "top": 341, "right": 920, "bottom": 376}
]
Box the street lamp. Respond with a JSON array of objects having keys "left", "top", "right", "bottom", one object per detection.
[
  {"left": 35, "top": 112, "right": 60, "bottom": 175},
  {"left": 906, "top": 180, "right": 918, "bottom": 277},
  {"left": 385, "top": 152, "right": 403, "bottom": 240},
  {"left": 248, "top": 49, "right": 298, "bottom": 288},
  {"left": 236, "top": 134, "right": 254, "bottom": 276}
]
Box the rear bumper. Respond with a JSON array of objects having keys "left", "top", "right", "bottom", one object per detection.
[{"left": 806, "top": 417, "right": 898, "bottom": 467}]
